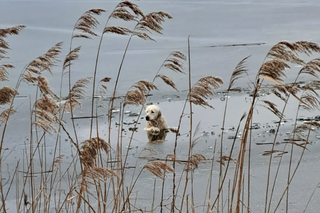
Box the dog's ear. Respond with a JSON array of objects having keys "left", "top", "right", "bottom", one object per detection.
[{"left": 157, "top": 110, "right": 162, "bottom": 119}]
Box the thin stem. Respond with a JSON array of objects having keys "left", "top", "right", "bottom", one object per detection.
[
  {"left": 179, "top": 35, "right": 192, "bottom": 213},
  {"left": 302, "top": 181, "right": 319, "bottom": 213}
]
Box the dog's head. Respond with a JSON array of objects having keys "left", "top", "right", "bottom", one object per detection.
[{"left": 145, "top": 105, "right": 161, "bottom": 121}]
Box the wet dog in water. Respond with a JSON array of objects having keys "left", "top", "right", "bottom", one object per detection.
[{"left": 144, "top": 105, "right": 177, "bottom": 142}]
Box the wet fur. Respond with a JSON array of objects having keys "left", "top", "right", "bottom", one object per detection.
[{"left": 144, "top": 105, "right": 170, "bottom": 142}]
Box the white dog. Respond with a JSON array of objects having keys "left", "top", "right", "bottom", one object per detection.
[{"left": 144, "top": 105, "right": 177, "bottom": 142}]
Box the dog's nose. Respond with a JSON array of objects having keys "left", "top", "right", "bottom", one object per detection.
[{"left": 146, "top": 116, "right": 150, "bottom": 121}]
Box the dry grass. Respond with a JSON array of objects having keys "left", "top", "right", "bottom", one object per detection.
[
  {"left": 80, "top": 137, "right": 110, "bottom": 168},
  {"left": 63, "top": 77, "right": 91, "bottom": 112},
  {"left": 144, "top": 161, "right": 174, "bottom": 180},
  {"left": 124, "top": 80, "right": 158, "bottom": 106},
  {"left": 0, "top": 87, "right": 18, "bottom": 105},
  {"left": 189, "top": 76, "right": 223, "bottom": 108},
  {"left": 0, "top": 106, "right": 16, "bottom": 123},
  {"left": 72, "top": 9, "right": 106, "bottom": 39},
  {"left": 2, "top": 3, "right": 320, "bottom": 213}
]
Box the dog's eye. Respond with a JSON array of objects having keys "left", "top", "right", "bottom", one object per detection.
[{"left": 151, "top": 111, "right": 154, "bottom": 113}]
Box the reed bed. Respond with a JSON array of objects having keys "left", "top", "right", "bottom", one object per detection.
[{"left": 1, "top": 1, "right": 320, "bottom": 213}]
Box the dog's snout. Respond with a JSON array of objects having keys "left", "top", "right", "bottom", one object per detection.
[{"left": 146, "top": 116, "right": 150, "bottom": 121}]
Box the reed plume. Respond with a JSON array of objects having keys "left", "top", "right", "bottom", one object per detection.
[
  {"left": 104, "top": 26, "right": 132, "bottom": 35},
  {"left": 0, "top": 87, "right": 18, "bottom": 105},
  {"left": 167, "top": 154, "right": 181, "bottom": 164},
  {"left": 81, "top": 167, "right": 117, "bottom": 195},
  {"left": 294, "top": 123, "right": 314, "bottom": 134},
  {"left": 156, "top": 75, "right": 178, "bottom": 91},
  {"left": 72, "top": 9, "right": 106, "bottom": 39},
  {"left": 37, "top": 76, "right": 59, "bottom": 99},
  {"left": 136, "top": 12, "right": 172, "bottom": 34},
  {"left": 105, "top": 10, "right": 172, "bottom": 40},
  {"left": 23, "top": 42, "right": 63, "bottom": 83},
  {"left": 271, "top": 89, "right": 286, "bottom": 102},
  {"left": 63, "top": 77, "right": 91, "bottom": 112},
  {"left": 267, "top": 41, "right": 320, "bottom": 65},
  {"left": 144, "top": 161, "right": 174, "bottom": 180},
  {"left": 189, "top": 76, "right": 223, "bottom": 108},
  {"left": 97, "top": 77, "right": 111, "bottom": 97},
  {"left": 300, "top": 90, "right": 320, "bottom": 111},
  {"left": 259, "top": 60, "right": 289, "bottom": 82},
  {"left": 52, "top": 155, "right": 64, "bottom": 169},
  {"left": 303, "top": 121, "right": 320, "bottom": 128},
  {"left": 102, "top": 1, "right": 144, "bottom": 38},
  {"left": 0, "top": 64, "right": 14, "bottom": 81},
  {"left": 83, "top": 167, "right": 117, "bottom": 184},
  {"left": 34, "top": 96, "right": 59, "bottom": 133},
  {"left": 110, "top": 0, "right": 143, "bottom": 22},
  {"left": 124, "top": 80, "right": 158, "bottom": 106},
  {"left": 217, "top": 156, "right": 236, "bottom": 166},
  {"left": 63, "top": 46, "right": 81, "bottom": 71},
  {"left": 163, "top": 51, "right": 186, "bottom": 73},
  {"left": 154, "top": 51, "right": 186, "bottom": 91},
  {"left": 267, "top": 43, "right": 304, "bottom": 65},
  {"left": 260, "top": 41, "right": 320, "bottom": 89},
  {"left": 0, "top": 25, "right": 25, "bottom": 60},
  {"left": 298, "top": 58, "right": 320, "bottom": 78},
  {"left": 228, "top": 56, "right": 250, "bottom": 91},
  {"left": 261, "top": 100, "right": 284, "bottom": 119},
  {"left": 0, "top": 25, "right": 25, "bottom": 37},
  {"left": 295, "top": 41, "right": 320, "bottom": 55},
  {"left": 0, "top": 106, "right": 16, "bottom": 123},
  {"left": 100, "top": 77, "right": 111, "bottom": 83},
  {"left": 80, "top": 137, "right": 110, "bottom": 168},
  {"left": 186, "top": 153, "right": 206, "bottom": 171}
]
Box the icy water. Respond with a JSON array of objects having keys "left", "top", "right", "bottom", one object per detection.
[{"left": 2, "top": 0, "right": 320, "bottom": 212}]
